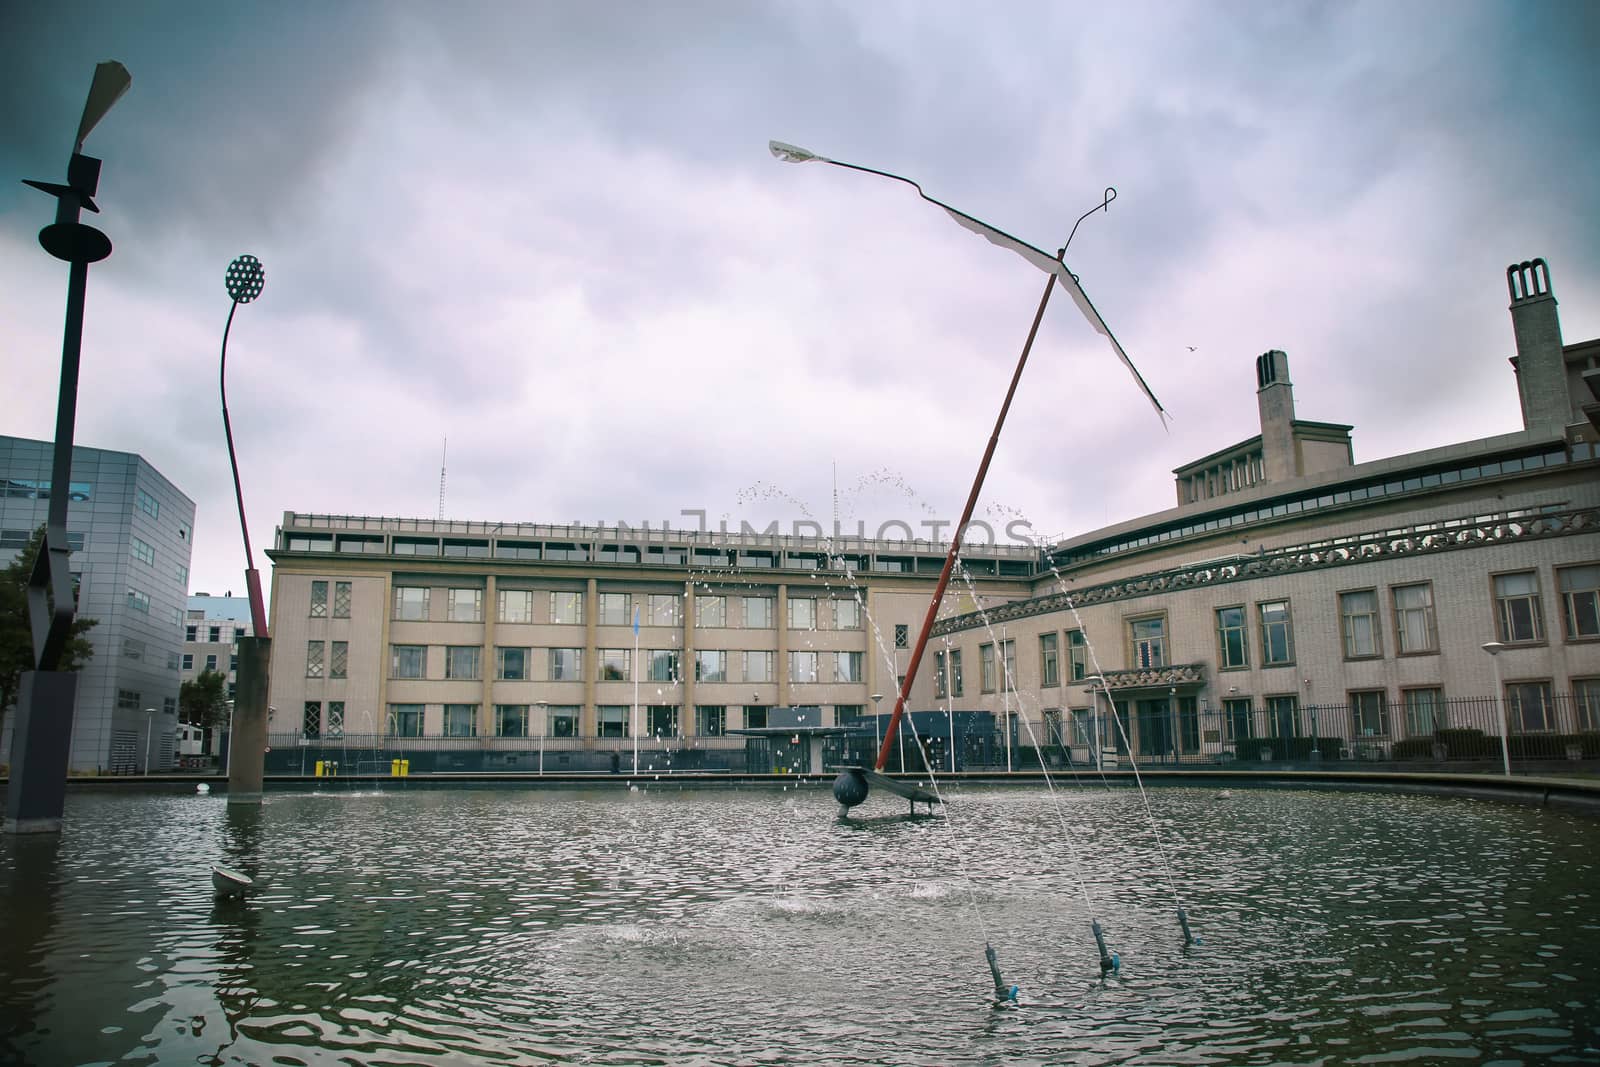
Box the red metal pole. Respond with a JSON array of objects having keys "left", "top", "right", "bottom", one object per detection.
[{"left": 874, "top": 257, "right": 1061, "bottom": 771}]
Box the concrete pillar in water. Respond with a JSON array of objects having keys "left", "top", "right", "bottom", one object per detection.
[
  {"left": 228, "top": 636, "right": 271, "bottom": 804},
  {"left": 4, "top": 672, "right": 78, "bottom": 834}
]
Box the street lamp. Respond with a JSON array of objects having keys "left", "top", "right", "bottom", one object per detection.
[
  {"left": 770, "top": 139, "right": 1164, "bottom": 780},
  {"left": 1482, "top": 641, "right": 1512, "bottom": 776},
  {"left": 870, "top": 693, "right": 883, "bottom": 762},
  {"left": 1083, "top": 675, "right": 1106, "bottom": 768},
  {"left": 220, "top": 254, "right": 269, "bottom": 638},
  {"left": 534, "top": 700, "right": 550, "bottom": 775},
  {"left": 144, "top": 708, "right": 156, "bottom": 775},
  {"left": 8, "top": 61, "right": 131, "bottom": 836}
]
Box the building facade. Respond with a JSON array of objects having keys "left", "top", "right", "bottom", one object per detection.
[
  {"left": 2, "top": 436, "right": 196, "bottom": 773},
  {"left": 181, "top": 593, "right": 254, "bottom": 699},
  {"left": 262, "top": 259, "right": 1600, "bottom": 771}
]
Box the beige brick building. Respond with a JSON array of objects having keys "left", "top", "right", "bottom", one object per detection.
[{"left": 263, "top": 258, "right": 1599, "bottom": 770}]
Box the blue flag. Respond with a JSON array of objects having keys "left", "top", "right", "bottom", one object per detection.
[{"left": 633, "top": 605, "right": 640, "bottom": 635}]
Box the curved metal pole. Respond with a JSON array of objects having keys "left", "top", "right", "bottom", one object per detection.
[
  {"left": 220, "top": 300, "right": 268, "bottom": 637},
  {"left": 1064, "top": 187, "right": 1115, "bottom": 260}
]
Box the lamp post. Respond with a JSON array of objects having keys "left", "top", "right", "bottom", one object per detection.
[
  {"left": 220, "top": 254, "right": 268, "bottom": 638},
  {"left": 1482, "top": 641, "right": 1512, "bottom": 776},
  {"left": 6, "top": 62, "right": 132, "bottom": 836},
  {"left": 1305, "top": 677, "right": 1320, "bottom": 760},
  {"left": 534, "top": 700, "right": 549, "bottom": 775},
  {"left": 869, "top": 693, "right": 883, "bottom": 766},
  {"left": 144, "top": 708, "right": 156, "bottom": 775},
  {"left": 770, "top": 140, "right": 1163, "bottom": 779},
  {"left": 1083, "top": 675, "right": 1105, "bottom": 768}
]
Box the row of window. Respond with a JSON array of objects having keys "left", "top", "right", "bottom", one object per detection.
[
  {"left": 309, "top": 580, "right": 353, "bottom": 619},
  {"left": 183, "top": 651, "right": 238, "bottom": 674},
  {"left": 186, "top": 623, "right": 247, "bottom": 643},
  {"left": 385, "top": 587, "right": 865, "bottom": 630},
  {"left": 114, "top": 689, "right": 177, "bottom": 715},
  {"left": 298, "top": 702, "right": 848, "bottom": 739},
  {"left": 376, "top": 644, "right": 865, "bottom": 684}
]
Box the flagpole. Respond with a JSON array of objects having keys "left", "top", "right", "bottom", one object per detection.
[{"left": 632, "top": 606, "right": 640, "bottom": 774}]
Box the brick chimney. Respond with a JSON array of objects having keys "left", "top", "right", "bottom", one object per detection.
[
  {"left": 1256, "top": 349, "right": 1296, "bottom": 481},
  {"left": 1507, "top": 258, "right": 1567, "bottom": 434}
]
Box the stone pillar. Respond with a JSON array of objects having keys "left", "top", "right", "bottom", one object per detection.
[
  {"left": 228, "top": 636, "right": 271, "bottom": 804},
  {"left": 4, "top": 672, "right": 78, "bottom": 834},
  {"left": 1507, "top": 258, "right": 1569, "bottom": 434},
  {"left": 1256, "top": 349, "right": 1297, "bottom": 483}
]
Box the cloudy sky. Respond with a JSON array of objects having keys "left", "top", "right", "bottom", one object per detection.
[{"left": 4, "top": 1, "right": 1597, "bottom": 599}]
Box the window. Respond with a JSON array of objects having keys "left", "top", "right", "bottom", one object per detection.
[
  {"left": 599, "top": 649, "right": 631, "bottom": 681},
  {"left": 391, "top": 644, "right": 426, "bottom": 679},
  {"left": 448, "top": 588, "right": 483, "bottom": 622},
  {"left": 327, "top": 702, "right": 344, "bottom": 737},
  {"left": 127, "top": 588, "right": 150, "bottom": 614},
  {"left": 209, "top": 626, "right": 221, "bottom": 642},
  {"left": 137, "top": 488, "right": 159, "bottom": 519},
  {"left": 334, "top": 581, "right": 351, "bottom": 618},
  {"left": 1402, "top": 688, "right": 1445, "bottom": 735},
  {"left": 1040, "top": 633, "right": 1060, "bottom": 688},
  {"left": 1224, "top": 697, "right": 1253, "bottom": 741},
  {"left": 1494, "top": 572, "right": 1544, "bottom": 643},
  {"left": 303, "top": 701, "right": 321, "bottom": 738},
  {"left": 331, "top": 641, "right": 348, "bottom": 679},
  {"left": 1000, "top": 640, "right": 1016, "bottom": 690},
  {"left": 647, "top": 705, "right": 678, "bottom": 737},
  {"left": 789, "top": 597, "right": 816, "bottom": 630},
  {"left": 1505, "top": 681, "right": 1554, "bottom": 732},
  {"left": 181, "top": 653, "right": 193, "bottom": 670},
  {"left": 744, "top": 596, "right": 773, "bottom": 628},
  {"left": 496, "top": 704, "right": 529, "bottom": 738},
  {"left": 744, "top": 650, "right": 774, "bottom": 683},
  {"left": 443, "top": 704, "right": 477, "bottom": 737},
  {"left": 550, "top": 591, "right": 584, "bottom": 625},
  {"left": 388, "top": 704, "right": 423, "bottom": 737},
  {"left": 1259, "top": 601, "right": 1295, "bottom": 665},
  {"left": 598, "top": 592, "right": 631, "bottom": 626},
  {"left": 745, "top": 705, "right": 769, "bottom": 729},
  {"left": 205, "top": 653, "right": 218, "bottom": 672},
  {"left": 122, "top": 637, "right": 144, "bottom": 661},
  {"left": 549, "top": 648, "right": 583, "bottom": 681},
  {"left": 597, "top": 705, "right": 630, "bottom": 738},
  {"left": 186, "top": 625, "right": 197, "bottom": 641},
  {"left": 1392, "top": 583, "right": 1437, "bottom": 654},
  {"left": 117, "top": 689, "right": 140, "bottom": 710},
  {"left": 1349, "top": 690, "right": 1389, "bottom": 737},
  {"left": 1339, "top": 591, "right": 1379, "bottom": 659},
  {"left": 696, "top": 705, "right": 726, "bottom": 736},
  {"left": 979, "top": 644, "right": 996, "bottom": 693},
  {"left": 496, "top": 646, "right": 528, "bottom": 681},
  {"left": 935, "top": 650, "right": 949, "bottom": 698},
  {"left": 545, "top": 706, "right": 578, "bottom": 736},
  {"left": 1574, "top": 678, "right": 1600, "bottom": 731},
  {"left": 648, "top": 649, "right": 680, "bottom": 682},
  {"left": 499, "top": 589, "right": 534, "bottom": 623},
  {"left": 834, "top": 600, "right": 862, "bottom": 630},
  {"left": 950, "top": 649, "right": 964, "bottom": 697},
  {"left": 310, "top": 580, "right": 328, "bottom": 617},
  {"left": 789, "top": 650, "right": 818, "bottom": 683},
  {"left": 835, "top": 651, "right": 864, "bottom": 683},
  {"left": 1265, "top": 694, "right": 1300, "bottom": 738},
  {"left": 1558, "top": 564, "right": 1600, "bottom": 640},
  {"left": 306, "top": 641, "right": 325, "bottom": 678},
  {"left": 1216, "top": 606, "right": 1250, "bottom": 667},
  {"left": 649, "top": 593, "right": 681, "bottom": 626},
  {"left": 696, "top": 650, "right": 727, "bottom": 682},
  {"left": 130, "top": 536, "right": 155, "bottom": 566},
  {"left": 443, "top": 646, "right": 480, "bottom": 679},
  {"left": 176, "top": 563, "right": 188, "bottom": 586},
  {"left": 1130, "top": 616, "right": 1166, "bottom": 668},
  {"left": 697, "top": 595, "right": 727, "bottom": 628},
  {"left": 895, "top": 624, "right": 909, "bottom": 649},
  {"left": 1067, "top": 631, "right": 1088, "bottom": 681},
  {"left": 394, "top": 586, "right": 428, "bottom": 621}
]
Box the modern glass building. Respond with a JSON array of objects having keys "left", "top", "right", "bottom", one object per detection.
[{"left": 1, "top": 437, "right": 195, "bottom": 773}]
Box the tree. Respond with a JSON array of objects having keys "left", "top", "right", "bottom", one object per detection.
[
  {"left": 1, "top": 526, "right": 98, "bottom": 730},
  {"left": 180, "top": 669, "right": 229, "bottom": 740}
]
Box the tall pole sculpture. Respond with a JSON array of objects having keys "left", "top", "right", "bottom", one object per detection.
[
  {"left": 220, "top": 255, "right": 272, "bottom": 805},
  {"left": 6, "top": 62, "right": 131, "bottom": 835}
]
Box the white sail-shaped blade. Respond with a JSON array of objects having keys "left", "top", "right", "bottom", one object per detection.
[{"left": 939, "top": 207, "right": 1165, "bottom": 420}]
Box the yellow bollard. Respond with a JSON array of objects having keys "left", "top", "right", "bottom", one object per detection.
[
  {"left": 390, "top": 758, "right": 400, "bottom": 776},
  {"left": 401, "top": 759, "right": 410, "bottom": 777},
  {"left": 314, "top": 760, "right": 324, "bottom": 777}
]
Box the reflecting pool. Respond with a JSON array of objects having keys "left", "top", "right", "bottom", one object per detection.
[{"left": 2, "top": 783, "right": 1597, "bottom": 1065}]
